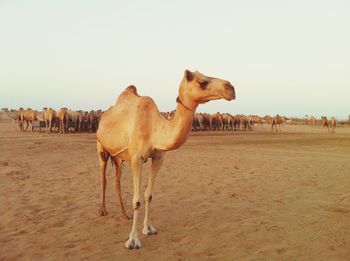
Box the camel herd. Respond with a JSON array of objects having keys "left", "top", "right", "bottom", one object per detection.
[
  {"left": 1, "top": 107, "right": 291, "bottom": 134},
  {"left": 1, "top": 108, "right": 340, "bottom": 134},
  {"left": 2, "top": 107, "right": 102, "bottom": 133}
]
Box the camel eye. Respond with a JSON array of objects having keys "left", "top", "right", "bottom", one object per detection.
[{"left": 198, "top": 79, "right": 209, "bottom": 90}]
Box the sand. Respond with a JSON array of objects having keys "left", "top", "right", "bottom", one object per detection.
[{"left": 1, "top": 117, "right": 350, "bottom": 260}]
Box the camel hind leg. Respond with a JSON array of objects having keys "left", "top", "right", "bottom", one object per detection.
[
  {"left": 97, "top": 140, "right": 110, "bottom": 216},
  {"left": 112, "top": 156, "right": 130, "bottom": 220}
]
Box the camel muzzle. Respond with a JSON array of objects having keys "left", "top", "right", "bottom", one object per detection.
[{"left": 222, "top": 82, "right": 236, "bottom": 101}]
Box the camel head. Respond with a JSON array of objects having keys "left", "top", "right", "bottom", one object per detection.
[{"left": 178, "top": 70, "right": 235, "bottom": 110}]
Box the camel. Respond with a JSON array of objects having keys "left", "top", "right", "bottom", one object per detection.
[
  {"left": 241, "top": 115, "right": 252, "bottom": 131},
  {"left": 88, "top": 110, "right": 99, "bottom": 132},
  {"left": 57, "top": 108, "right": 68, "bottom": 134},
  {"left": 271, "top": 114, "right": 283, "bottom": 132},
  {"left": 201, "top": 113, "right": 212, "bottom": 130},
  {"left": 2, "top": 108, "right": 24, "bottom": 130},
  {"left": 305, "top": 115, "right": 316, "bottom": 126},
  {"left": 67, "top": 109, "right": 84, "bottom": 132},
  {"left": 222, "top": 113, "right": 233, "bottom": 130},
  {"left": 20, "top": 108, "right": 38, "bottom": 131},
  {"left": 330, "top": 117, "right": 336, "bottom": 133},
  {"left": 81, "top": 111, "right": 89, "bottom": 131},
  {"left": 160, "top": 111, "right": 175, "bottom": 121},
  {"left": 310, "top": 116, "right": 316, "bottom": 125},
  {"left": 232, "top": 115, "right": 241, "bottom": 131},
  {"left": 211, "top": 112, "right": 224, "bottom": 130},
  {"left": 160, "top": 112, "right": 168, "bottom": 119},
  {"left": 34, "top": 111, "right": 46, "bottom": 132},
  {"left": 96, "top": 70, "right": 235, "bottom": 249},
  {"left": 44, "top": 108, "right": 58, "bottom": 133},
  {"left": 321, "top": 116, "right": 330, "bottom": 133},
  {"left": 252, "top": 115, "right": 263, "bottom": 128},
  {"left": 75, "top": 110, "right": 84, "bottom": 132},
  {"left": 263, "top": 115, "right": 273, "bottom": 125},
  {"left": 193, "top": 113, "right": 205, "bottom": 131}
]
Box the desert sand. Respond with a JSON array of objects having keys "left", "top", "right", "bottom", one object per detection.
[{"left": 1, "top": 117, "right": 350, "bottom": 260}]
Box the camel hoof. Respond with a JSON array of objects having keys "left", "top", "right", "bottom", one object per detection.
[
  {"left": 142, "top": 225, "right": 158, "bottom": 236},
  {"left": 125, "top": 236, "right": 141, "bottom": 250},
  {"left": 97, "top": 207, "right": 108, "bottom": 216}
]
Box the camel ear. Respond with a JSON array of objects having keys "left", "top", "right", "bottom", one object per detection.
[{"left": 184, "top": 70, "right": 193, "bottom": 82}]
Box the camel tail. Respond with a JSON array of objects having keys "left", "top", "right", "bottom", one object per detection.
[
  {"left": 109, "top": 157, "right": 126, "bottom": 171},
  {"left": 110, "top": 155, "right": 114, "bottom": 167},
  {"left": 111, "top": 159, "right": 126, "bottom": 170},
  {"left": 121, "top": 161, "right": 126, "bottom": 171}
]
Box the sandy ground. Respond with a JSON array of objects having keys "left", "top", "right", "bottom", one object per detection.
[{"left": 1, "top": 117, "right": 350, "bottom": 261}]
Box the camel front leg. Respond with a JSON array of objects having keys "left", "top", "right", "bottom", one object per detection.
[
  {"left": 125, "top": 156, "right": 142, "bottom": 249},
  {"left": 143, "top": 153, "right": 164, "bottom": 236},
  {"left": 97, "top": 141, "right": 109, "bottom": 216}
]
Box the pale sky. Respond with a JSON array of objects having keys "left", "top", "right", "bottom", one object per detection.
[{"left": 0, "top": 0, "right": 349, "bottom": 119}]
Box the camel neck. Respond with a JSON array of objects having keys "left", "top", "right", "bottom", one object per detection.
[
  {"left": 154, "top": 99, "right": 197, "bottom": 151},
  {"left": 176, "top": 96, "right": 195, "bottom": 113}
]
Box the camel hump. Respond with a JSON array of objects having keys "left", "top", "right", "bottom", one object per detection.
[{"left": 125, "top": 85, "right": 139, "bottom": 96}]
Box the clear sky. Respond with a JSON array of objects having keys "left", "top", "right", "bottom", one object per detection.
[{"left": 0, "top": 0, "right": 349, "bottom": 119}]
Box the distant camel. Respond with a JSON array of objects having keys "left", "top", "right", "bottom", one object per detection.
[
  {"left": 251, "top": 115, "right": 263, "bottom": 128},
  {"left": 57, "top": 108, "right": 68, "bottom": 134},
  {"left": 201, "top": 113, "right": 212, "bottom": 130},
  {"left": 330, "top": 117, "right": 336, "bottom": 133},
  {"left": 263, "top": 115, "right": 273, "bottom": 126},
  {"left": 271, "top": 114, "right": 283, "bottom": 132},
  {"left": 20, "top": 108, "right": 38, "bottom": 131},
  {"left": 222, "top": 113, "right": 233, "bottom": 130},
  {"left": 75, "top": 110, "right": 84, "bottom": 132},
  {"left": 212, "top": 112, "right": 224, "bottom": 130},
  {"left": 193, "top": 113, "right": 205, "bottom": 131},
  {"left": 67, "top": 109, "right": 83, "bottom": 132},
  {"left": 2, "top": 108, "right": 23, "bottom": 130},
  {"left": 305, "top": 115, "right": 316, "bottom": 125},
  {"left": 96, "top": 70, "right": 235, "bottom": 249},
  {"left": 44, "top": 108, "right": 58, "bottom": 133},
  {"left": 161, "top": 110, "right": 175, "bottom": 120},
  {"left": 233, "top": 115, "right": 242, "bottom": 131},
  {"left": 321, "top": 116, "right": 330, "bottom": 133},
  {"left": 88, "top": 110, "right": 98, "bottom": 132}
]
